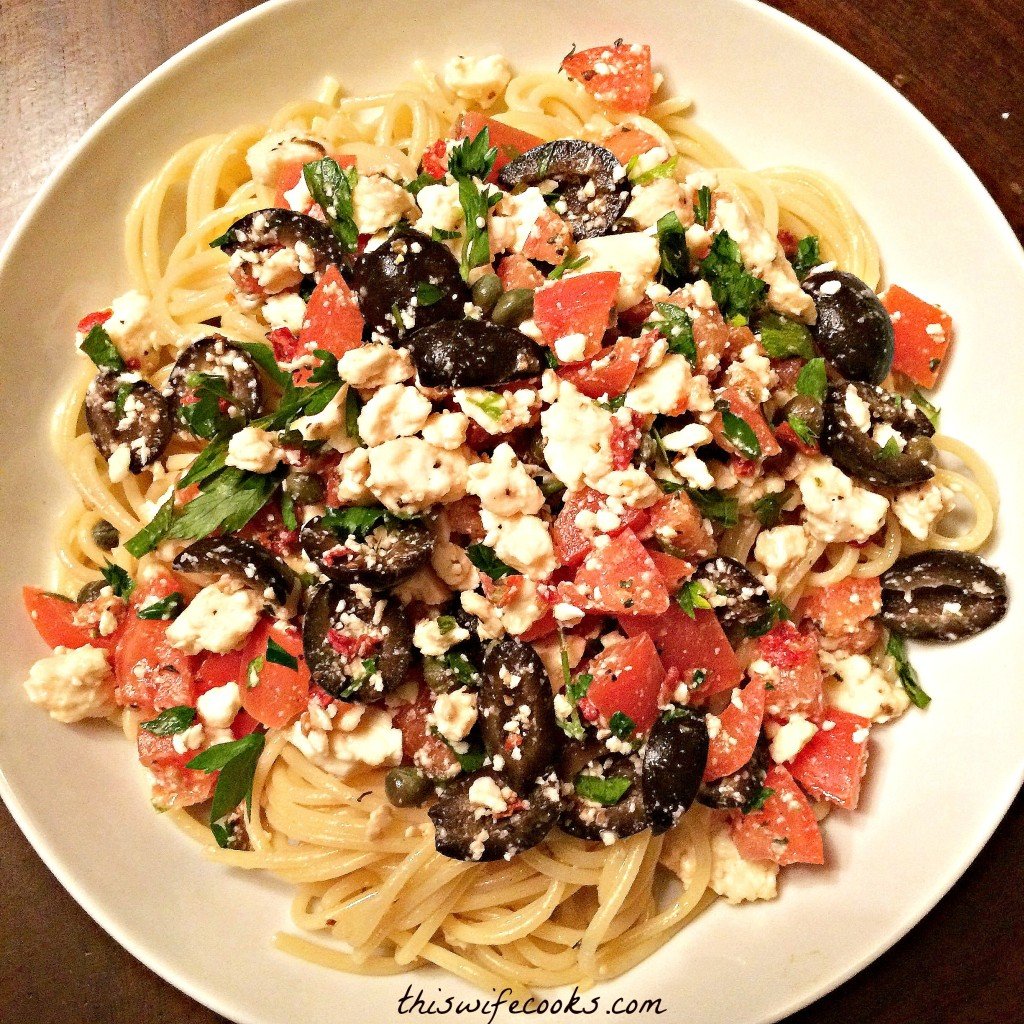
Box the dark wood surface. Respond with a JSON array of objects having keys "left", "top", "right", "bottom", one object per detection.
[{"left": 1, "top": 2, "right": 1021, "bottom": 1022}]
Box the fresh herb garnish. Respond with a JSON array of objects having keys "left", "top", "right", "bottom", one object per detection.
[
  {"left": 743, "top": 785, "right": 775, "bottom": 813},
  {"left": 164, "top": 467, "right": 281, "bottom": 544},
  {"left": 445, "top": 651, "right": 480, "bottom": 688},
  {"left": 246, "top": 655, "right": 265, "bottom": 689},
  {"left": 100, "top": 561, "right": 135, "bottom": 599},
  {"left": 137, "top": 592, "right": 185, "bottom": 620},
  {"left": 456, "top": 175, "right": 494, "bottom": 281},
  {"left": 406, "top": 171, "right": 440, "bottom": 196},
  {"left": 303, "top": 157, "right": 359, "bottom": 253},
  {"left": 875, "top": 437, "right": 901, "bottom": 460},
  {"left": 416, "top": 282, "right": 444, "bottom": 307},
  {"left": 791, "top": 235, "right": 821, "bottom": 280},
  {"left": 345, "top": 386, "right": 363, "bottom": 444},
  {"left": 436, "top": 615, "right": 458, "bottom": 635},
  {"left": 467, "top": 391, "right": 506, "bottom": 421},
  {"left": 547, "top": 253, "right": 591, "bottom": 281},
  {"left": 430, "top": 226, "right": 461, "bottom": 242},
  {"left": 208, "top": 229, "right": 232, "bottom": 249},
  {"left": 79, "top": 323, "right": 125, "bottom": 372},
  {"left": 574, "top": 773, "right": 632, "bottom": 806},
  {"left": 694, "top": 185, "right": 712, "bottom": 228},
  {"left": 140, "top": 705, "right": 196, "bottom": 736},
  {"left": 179, "top": 371, "right": 243, "bottom": 440},
  {"left": 339, "top": 658, "right": 380, "bottom": 698},
  {"left": 280, "top": 488, "right": 298, "bottom": 531},
  {"left": 466, "top": 543, "right": 514, "bottom": 580},
  {"left": 787, "top": 414, "right": 817, "bottom": 446},
  {"left": 447, "top": 128, "right": 498, "bottom": 181},
  {"left": 319, "top": 505, "right": 403, "bottom": 540},
  {"left": 887, "top": 633, "right": 931, "bottom": 708},
  {"left": 679, "top": 486, "right": 739, "bottom": 528},
  {"left": 646, "top": 301, "right": 696, "bottom": 366},
  {"left": 608, "top": 710, "right": 636, "bottom": 740},
  {"left": 795, "top": 357, "right": 827, "bottom": 403},
  {"left": 187, "top": 733, "right": 266, "bottom": 847},
  {"left": 909, "top": 389, "right": 941, "bottom": 429},
  {"left": 236, "top": 341, "right": 292, "bottom": 389},
  {"left": 757, "top": 312, "right": 815, "bottom": 360},
  {"left": 676, "top": 579, "right": 712, "bottom": 619},
  {"left": 632, "top": 155, "right": 678, "bottom": 186},
  {"left": 266, "top": 637, "right": 299, "bottom": 671},
  {"left": 715, "top": 400, "right": 762, "bottom": 460},
  {"left": 124, "top": 496, "right": 175, "bottom": 558},
  {"left": 752, "top": 491, "right": 785, "bottom": 528},
  {"left": 747, "top": 597, "right": 791, "bottom": 638},
  {"left": 698, "top": 231, "right": 768, "bottom": 320}
]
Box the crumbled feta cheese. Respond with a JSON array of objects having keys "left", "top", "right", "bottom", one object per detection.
[
  {"left": 337, "top": 343, "right": 415, "bottom": 387},
  {"left": 480, "top": 509, "right": 556, "bottom": 581},
  {"left": 553, "top": 332, "right": 588, "bottom": 363},
  {"left": 196, "top": 681, "right": 243, "bottom": 729},
  {"left": 822, "top": 651, "right": 910, "bottom": 723},
  {"left": 625, "top": 177, "right": 691, "bottom": 230},
  {"left": 413, "top": 617, "right": 470, "bottom": 657},
  {"left": 466, "top": 443, "right": 544, "bottom": 517},
  {"left": 24, "top": 645, "right": 116, "bottom": 723},
  {"left": 253, "top": 246, "right": 304, "bottom": 294},
  {"left": 429, "top": 688, "right": 478, "bottom": 744},
  {"left": 660, "top": 422, "right": 713, "bottom": 452},
  {"left": 468, "top": 775, "right": 510, "bottom": 813},
  {"left": 366, "top": 438, "right": 470, "bottom": 514},
  {"left": 494, "top": 575, "right": 548, "bottom": 636},
  {"left": 415, "top": 182, "right": 464, "bottom": 240},
  {"left": 754, "top": 524, "right": 810, "bottom": 591},
  {"left": 107, "top": 443, "right": 132, "bottom": 483},
  {"left": 540, "top": 380, "right": 614, "bottom": 490},
  {"left": 442, "top": 54, "right": 512, "bottom": 108},
  {"left": 351, "top": 174, "right": 417, "bottom": 234},
  {"left": 356, "top": 383, "right": 433, "bottom": 447},
  {"left": 460, "top": 591, "right": 505, "bottom": 639},
  {"left": 246, "top": 130, "right": 326, "bottom": 188},
  {"left": 421, "top": 411, "right": 469, "bottom": 450},
  {"left": 572, "top": 232, "right": 661, "bottom": 310},
  {"left": 768, "top": 713, "right": 819, "bottom": 763},
  {"left": 172, "top": 722, "right": 204, "bottom": 755},
  {"left": 709, "top": 820, "right": 779, "bottom": 903},
  {"left": 165, "top": 583, "right": 262, "bottom": 654},
  {"left": 328, "top": 707, "right": 403, "bottom": 772},
  {"left": 797, "top": 457, "right": 889, "bottom": 543},
  {"left": 843, "top": 384, "right": 873, "bottom": 433},
  {"left": 290, "top": 385, "right": 355, "bottom": 452},
  {"left": 892, "top": 480, "right": 953, "bottom": 541},
  {"left": 261, "top": 291, "right": 308, "bottom": 333},
  {"left": 96, "top": 291, "right": 161, "bottom": 370},
  {"left": 455, "top": 387, "right": 538, "bottom": 435},
  {"left": 226, "top": 426, "right": 283, "bottom": 474},
  {"left": 491, "top": 187, "right": 550, "bottom": 253},
  {"left": 625, "top": 353, "right": 692, "bottom": 416},
  {"left": 592, "top": 467, "right": 662, "bottom": 508},
  {"left": 725, "top": 343, "right": 776, "bottom": 403}
]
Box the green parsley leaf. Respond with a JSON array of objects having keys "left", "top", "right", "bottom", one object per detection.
[
  {"left": 303, "top": 157, "right": 359, "bottom": 253},
  {"left": 887, "top": 633, "right": 931, "bottom": 708},
  {"left": 236, "top": 341, "right": 292, "bottom": 389},
  {"left": 406, "top": 171, "right": 440, "bottom": 196},
  {"left": 100, "top": 562, "right": 135, "bottom": 599},
  {"left": 547, "top": 253, "right": 591, "bottom": 281},
  {"left": 654, "top": 210, "right": 690, "bottom": 284},
  {"left": 752, "top": 492, "right": 785, "bottom": 528},
  {"left": 140, "top": 705, "right": 196, "bottom": 736},
  {"left": 124, "top": 496, "right": 175, "bottom": 558},
  {"left": 466, "top": 543, "right": 514, "bottom": 580},
  {"left": 795, "top": 357, "right": 827, "bottom": 403},
  {"left": 416, "top": 282, "right": 444, "bottom": 307},
  {"left": 436, "top": 615, "right": 458, "bottom": 635},
  {"left": 163, "top": 467, "right": 281, "bottom": 544},
  {"left": 698, "top": 231, "right": 768, "bottom": 320},
  {"left": 715, "top": 401, "right": 762, "bottom": 460},
  {"left": 567, "top": 673, "right": 592, "bottom": 705},
  {"left": 266, "top": 636, "right": 299, "bottom": 671},
  {"left": 339, "top": 658, "right": 381, "bottom": 698},
  {"left": 743, "top": 785, "right": 775, "bottom": 814},
  {"left": 682, "top": 486, "right": 739, "bottom": 528},
  {"left": 79, "top": 324, "right": 125, "bottom": 373},
  {"left": 137, "top": 592, "right": 185, "bottom": 620},
  {"left": 875, "top": 437, "right": 901, "bottom": 460},
  {"left": 447, "top": 128, "right": 498, "bottom": 181},
  {"left": 645, "top": 302, "right": 696, "bottom": 366},
  {"left": 791, "top": 235, "right": 821, "bottom": 280},
  {"left": 747, "top": 597, "right": 791, "bottom": 638},
  {"left": 787, "top": 414, "right": 818, "bottom": 446},
  {"left": 694, "top": 185, "right": 712, "bottom": 228},
  {"left": 445, "top": 651, "right": 481, "bottom": 689},
  {"left": 187, "top": 732, "right": 266, "bottom": 830},
  {"left": 208, "top": 229, "right": 232, "bottom": 249},
  {"left": 456, "top": 175, "right": 493, "bottom": 281},
  {"left": 430, "top": 226, "right": 461, "bottom": 242},
  {"left": 178, "top": 372, "right": 244, "bottom": 440},
  {"left": 676, "top": 580, "right": 712, "bottom": 619},
  {"left": 608, "top": 710, "right": 636, "bottom": 740},
  {"left": 320, "top": 505, "right": 403, "bottom": 540},
  {"left": 757, "top": 312, "right": 815, "bottom": 360},
  {"left": 909, "top": 389, "right": 941, "bottom": 429},
  {"left": 466, "top": 391, "right": 506, "bottom": 421},
  {"left": 280, "top": 488, "right": 298, "bottom": 531},
  {"left": 574, "top": 773, "right": 633, "bottom": 806},
  {"left": 114, "top": 381, "right": 134, "bottom": 418},
  {"left": 633, "top": 155, "right": 679, "bottom": 186}
]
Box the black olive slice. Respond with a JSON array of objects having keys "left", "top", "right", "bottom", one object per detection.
[
  {"left": 300, "top": 514, "right": 433, "bottom": 589},
  {"left": 821, "top": 381, "right": 934, "bottom": 488},
  {"left": 302, "top": 582, "right": 413, "bottom": 700},
  {"left": 428, "top": 770, "right": 560, "bottom": 862},
  {"left": 219, "top": 208, "right": 348, "bottom": 277},
  {"left": 407, "top": 319, "right": 545, "bottom": 389},
  {"left": 641, "top": 709, "right": 710, "bottom": 834},
  {"left": 479, "top": 636, "right": 562, "bottom": 792},
  {"left": 697, "top": 735, "right": 769, "bottom": 810},
  {"left": 168, "top": 337, "right": 266, "bottom": 433},
  {"left": 172, "top": 536, "right": 297, "bottom": 607},
  {"left": 880, "top": 551, "right": 1008, "bottom": 641},
  {"left": 694, "top": 557, "right": 770, "bottom": 645},
  {"left": 559, "top": 752, "right": 648, "bottom": 841},
  {"left": 497, "top": 140, "right": 629, "bottom": 239},
  {"left": 350, "top": 227, "right": 470, "bottom": 345},
  {"left": 803, "top": 269, "right": 894, "bottom": 384},
  {"left": 84, "top": 371, "right": 172, "bottom": 472}
]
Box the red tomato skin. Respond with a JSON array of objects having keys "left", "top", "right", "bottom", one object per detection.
[
  {"left": 392, "top": 684, "right": 460, "bottom": 778},
  {"left": 561, "top": 43, "right": 655, "bottom": 113},
  {"left": 776, "top": 420, "right": 819, "bottom": 455},
  {"left": 619, "top": 605, "right": 741, "bottom": 703},
  {"left": 560, "top": 528, "right": 669, "bottom": 616},
  {"left": 114, "top": 617, "right": 197, "bottom": 713},
  {"left": 647, "top": 550, "right": 693, "bottom": 592},
  {"left": 558, "top": 335, "right": 654, "bottom": 399},
  {"left": 298, "top": 265, "right": 364, "bottom": 360},
  {"left": 240, "top": 618, "right": 311, "bottom": 729},
  {"left": 496, "top": 253, "right": 545, "bottom": 291},
  {"left": 881, "top": 284, "right": 953, "bottom": 388},
  {"left": 643, "top": 492, "right": 717, "bottom": 560},
  {"left": 710, "top": 385, "right": 782, "bottom": 460},
  {"left": 788, "top": 708, "right": 871, "bottom": 810},
  {"left": 552, "top": 488, "right": 650, "bottom": 569},
  {"left": 601, "top": 125, "right": 661, "bottom": 163},
  {"left": 704, "top": 678, "right": 766, "bottom": 781},
  {"left": 137, "top": 732, "right": 217, "bottom": 809},
  {"left": 195, "top": 651, "right": 244, "bottom": 695},
  {"left": 750, "top": 622, "right": 823, "bottom": 717},
  {"left": 76, "top": 309, "right": 112, "bottom": 334},
  {"left": 730, "top": 764, "right": 825, "bottom": 866},
  {"left": 533, "top": 273, "right": 621, "bottom": 358},
  {"left": 797, "top": 577, "right": 882, "bottom": 637},
  {"left": 451, "top": 113, "right": 543, "bottom": 182},
  {"left": 586, "top": 633, "right": 666, "bottom": 734},
  {"left": 521, "top": 207, "right": 573, "bottom": 264},
  {"left": 24, "top": 587, "right": 94, "bottom": 650}
]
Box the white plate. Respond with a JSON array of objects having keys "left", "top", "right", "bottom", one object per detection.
[{"left": 1, "top": 2, "right": 1022, "bottom": 1022}]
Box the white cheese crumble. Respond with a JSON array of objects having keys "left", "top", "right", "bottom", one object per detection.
[
  {"left": 466, "top": 443, "right": 545, "bottom": 517},
  {"left": 225, "top": 426, "right": 283, "bottom": 474},
  {"left": 892, "top": 480, "right": 953, "bottom": 541},
  {"left": 754, "top": 525, "right": 810, "bottom": 591},
  {"left": 246, "top": 131, "right": 326, "bottom": 189},
  {"left": 467, "top": 775, "right": 510, "bottom": 814},
  {"left": 351, "top": 174, "right": 417, "bottom": 234},
  {"left": 480, "top": 509, "right": 556, "bottom": 581},
  {"left": 24, "top": 645, "right": 116, "bottom": 723},
  {"left": 708, "top": 821, "right": 779, "bottom": 904},
  {"left": 365, "top": 438, "right": 470, "bottom": 514},
  {"left": 196, "top": 681, "right": 243, "bottom": 729},
  {"left": 356, "top": 383, "right": 433, "bottom": 447},
  {"left": 767, "top": 713, "right": 819, "bottom": 763},
  {"left": 413, "top": 617, "right": 470, "bottom": 657},
  {"left": 821, "top": 651, "right": 910, "bottom": 723},
  {"left": 337, "top": 344, "right": 415, "bottom": 387},
  {"left": 796, "top": 457, "right": 889, "bottom": 544},
  {"left": 540, "top": 380, "right": 614, "bottom": 490},
  {"left": 165, "top": 583, "right": 262, "bottom": 654},
  {"left": 429, "top": 688, "right": 478, "bottom": 744},
  {"left": 625, "top": 353, "right": 692, "bottom": 416},
  {"left": 572, "top": 232, "right": 661, "bottom": 310},
  {"left": 442, "top": 54, "right": 513, "bottom": 107}
]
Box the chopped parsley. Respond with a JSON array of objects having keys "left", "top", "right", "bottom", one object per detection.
[
  {"left": 100, "top": 562, "right": 135, "bottom": 599},
  {"left": 266, "top": 636, "right": 299, "bottom": 671},
  {"left": 466, "top": 543, "right": 514, "bottom": 580},
  {"left": 752, "top": 491, "right": 785, "bottom": 528},
  {"left": 187, "top": 733, "right": 266, "bottom": 847},
  {"left": 757, "top": 312, "right": 815, "bottom": 360},
  {"left": 140, "top": 705, "right": 196, "bottom": 737},
  {"left": 694, "top": 185, "right": 712, "bottom": 228},
  {"left": 875, "top": 437, "right": 902, "bottom": 460},
  {"left": 137, "top": 592, "right": 185, "bottom": 621},
  {"left": 676, "top": 580, "right": 712, "bottom": 619},
  {"left": 655, "top": 210, "right": 690, "bottom": 284},
  {"left": 632, "top": 154, "right": 678, "bottom": 186},
  {"left": 575, "top": 773, "right": 632, "bottom": 806},
  {"left": 430, "top": 226, "right": 461, "bottom": 242},
  {"left": 698, "top": 231, "right": 768, "bottom": 320},
  {"left": 909, "top": 389, "right": 941, "bottom": 429},
  {"left": 747, "top": 597, "right": 791, "bottom": 638},
  {"left": 743, "top": 785, "right": 775, "bottom": 814},
  {"left": 446, "top": 128, "right": 498, "bottom": 180},
  {"left": 416, "top": 282, "right": 444, "bottom": 307},
  {"left": 715, "top": 399, "right": 762, "bottom": 460},
  {"left": 466, "top": 390, "right": 506, "bottom": 421},
  {"left": 791, "top": 235, "right": 821, "bottom": 280},
  {"left": 646, "top": 301, "right": 696, "bottom": 366},
  {"left": 547, "top": 253, "right": 591, "bottom": 281},
  {"left": 608, "top": 711, "right": 636, "bottom": 740},
  {"left": 887, "top": 633, "right": 931, "bottom": 708},
  {"left": 79, "top": 323, "right": 125, "bottom": 373},
  {"left": 303, "top": 157, "right": 359, "bottom": 253},
  {"left": 787, "top": 413, "right": 818, "bottom": 446},
  {"left": 795, "top": 357, "right": 827, "bottom": 403},
  {"left": 436, "top": 615, "right": 459, "bottom": 635},
  {"left": 319, "top": 505, "right": 404, "bottom": 540}
]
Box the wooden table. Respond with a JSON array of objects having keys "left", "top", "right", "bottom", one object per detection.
[{"left": 1, "top": 2, "right": 1021, "bottom": 1022}]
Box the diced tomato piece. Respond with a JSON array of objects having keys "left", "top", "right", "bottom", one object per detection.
[
  {"left": 496, "top": 253, "right": 545, "bottom": 291},
  {"left": 586, "top": 633, "right": 666, "bottom": 734},
  {"left": 552, "top": 488, "right": 649, "bottom": 568},
  {"left": 137, "top": 731, "right": 217, "bottom": 809},
  {"left": 268, "top": 326, "right": 301, "bottom": 363},
  {"left": 195, "top": 651, "right": 244, "bottom": 695},
  {"left": 298, "top": 265, "right": 364, "bottom": 360},
  {"left": 710, "top": 386, "right": 781, "bottom": 460},
  {"left": 797, "top": 577, "right": 882, "bottom": 637},
  {"left": 749, "top": 621, "right": 823, "bottom": 717},
  {"left": 609, "top": 411, "right": 643, "bottom": 469},
  {"left": 239, "top": 618, "right": 311, "bottom": 729},
  {"left": 704, "top": 679, "right": 766, "bottom": 781},
  {"left": 620, "top": 605, "right": 741, "bottom": 703},
  {"left": 392, "top": 684, "right": 460, "bottom": 778},
  {"left": 421, "top": 138, "right": 448, "bottom": 179},
  {"left": 521, "top": 207, "right": 573, "bottom": 264},
  {"left": 23, "top": 587, "right": 94, "bottom": 650},
  {"left": 601, "top": 125, "right": 661, "bottom": 163},
  {"left": 881, "top": 284, "right": 953, "bottom": 388},
  {"left": 558, "top": 335, "right": 654, "bottom": 398},
  {"left": 730, "top": 765, "right": 824, "bottom": 865},
  {"left": 238, "top": 501, "right": 300, "bottom": 557},
  {"left": 114, "top": 618, "right": 197, "bottom": 713},
  {"left": 451, "top": 113, "right": 544, "bottom": 183},
  {"left": 789, "top": 708, "right": 871, "bottom": 810},
  {"left": 561, "top": 42, "right": 654, "bottom": 113},
  {"left": 776, "top": 419, "right": 819, "bottom": 455},
  {"left": 273, "top": 159, "right": 307, "bottom": 209},
  {"left": 76, "top": 309, "right": 112, "bottom": 334},
  {"left": 643, "top": 492, "right": 716, "bottom": 560},
  {"left": 533, "top": 273, "right": 620, "bottom": 359},
  {"left": 560, "top": 528, "right": 669, "bottom": 616},
  {"left": 648, "top": 550, "right": 693, "bottom": 592}
]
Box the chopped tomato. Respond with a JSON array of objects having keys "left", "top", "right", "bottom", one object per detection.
[
  {"left": 730, "top": 765, "right": 824, "bottom": 865},
  {"left": 421, "top": 138, "right": 448, "bottom": 179},
  {"left": 23, "top": 587, "right": 94, "bottom": 650},
  {"left": 451, "top": 113, "right": 544, "bottom": 183},
  {"left": 648, "top": 550, "right": 693, "bottom": 591},
  {"left": 710, "top": 386, "right": 781, "bottom": 460},
  {"left": 797, "top": 577, "right": 882, "bottom": 637},
  {"left": 114, "top": 617, "right": 197, "bottom": 712},
  {"left": 496, "top": 253, "right": 545, "bottom": 291},
  {"left": 393, "top": 684, "right": 460, "bottom": 778},
  {"left": 76, "top": 309, "right": 112, "bottom": 334},
  {"left": 559, "top": 529, "right": 669, "bottom": 616},
  {"left": 137, "top": 731, "right": 217, "bottom": 809},
  {"left": 558, "top": 334, "right": 654, "bottom": 398},
  {"left": 195, "top": 651, "right": 244, "bottom": 695},
  {"left": 749, "top": 621, "right": 823, "bottom": 717},
  {"left": 586, "top": 633, "right": 666, "bottom": 734},
  {"left": 552, "top": 487, "right": 649, "bottom": 568},
  {"left": 298, "top": 265, "right": 364, "bottom": 360},
  {"left": 609, "top": 411, "right": 644, "bottom": 469},
  {"left": 561, "top": 42, "right": 654, "bottom": 113},
  {"left": 704, "top": 679, "right": 766, "bottom": 781},
  {"left": 521, "top": 207, "right": 573, "bottom": 264},
  {"left": 881, "top": 284, "right": 953, "bottom": 388},
  {"left": 601, "top": 125, "right": 661, "bottom": 163},
  {"left": 533, "top": 272, "right": 620, "bottom": 359},
  {"left": 776, "top": 419, "right": 819, "bottom": 455},
  {"left": 789, "top": 708, "right": 871, "bottom": 810},
  {"left": 620, "top": 605, "right": 741, "bottom": 703},
  {"left": 274, "top": 154, "right": 356, "bottom": 210},
  {"left": 642, "top": 492, "right": 716, "bottom": 560},
  {"left": 239, "top": 618, "right": 311, "bottom": 729},
  {"left": 268, "top": 326, "right": 302, "bottom": 364}
]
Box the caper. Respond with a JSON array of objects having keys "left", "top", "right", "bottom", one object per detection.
[
  {"left": 471, "top": 273, "right": 503, "bottom": 315},
  {"left": 490, "top": 288, "right": 534, "bottom": 328},
  {"left": 385, "top": 766, "right": 432, "bottom": 807},
  {"left": 286, "top": 472, "right": 325, "bottom": 505},
  {"left": 423, "top": 655, "right": 455, "bottom": 693},
  {"left": 780, "top": 394, "right": 824, "bottom": 437},
  {"left": 905, "top": 435, "right": 935, "bottom": 463},
  {"left": 77, "top": 580, "right": 106, "bottom": 604},
  {"left": 91, "top": 519, "right": 120, "bottom": 551}
]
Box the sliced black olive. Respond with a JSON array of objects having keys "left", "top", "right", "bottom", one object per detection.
[
  {"left": 172, "top": 535, "right": 297, "bottom": 607},
  {"left": 880, "top": 551, "right": 1008, "bottom": 641},
  {"left": 497, "top": 140, "right": 629, "bottom": 239},
  {"left": 407, "top": 319, "right": 545, "bottom": 389},
  {"left": 168, "top": 337, "right": 265, "bottom": 431},
  {"left": 219, "top": 208, "right": 348, "bottom": 277},
  {"left": 479, "top": 635, "right": 562, "bottom": 792},
  {"left": 803, "top": 269, "right": 894, "bottom": 384},
  {"left": 428, "top": 770, "right": 560, "bottom": 862},
  {"left": 85, "top": 371, "right": 172, "bottom": 472},
  {"left": 350, "top": 227, "right": 470, "bottom": 344},
  {"left": 821, "top": 380, "right": 934, "bottom": 488},
  {"left": 302, "top": 582, "right": 413, "bottom": 700},
  {"left": 697, "top": 735, "right": 769, "bottom": 810},
  {"left": 300, "top": 515, "right": 433, "bottom": 589},
  {"left": 694, "top": 557, "right": 769, "bottom": 644},
  {"left": 559, "top": 752, "right": 648, "bottom": 841},
  {"left": 641, "top": 710, "right": 709, "bottom": 834}
]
